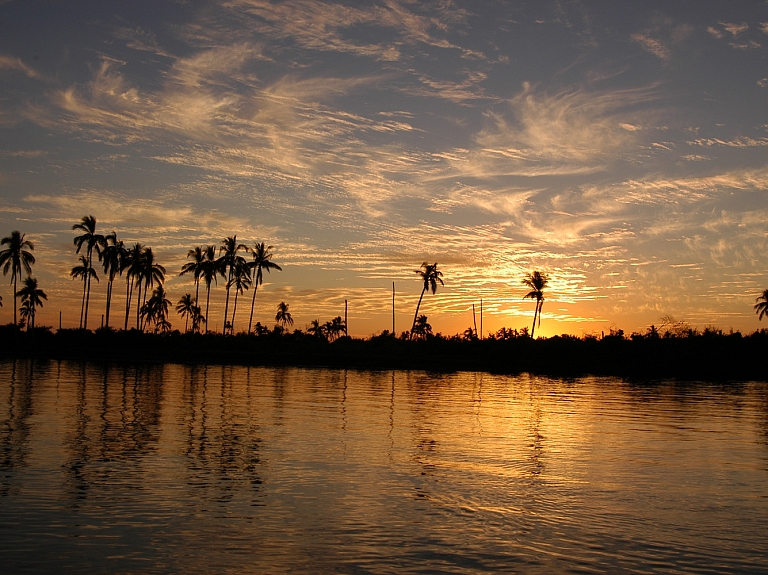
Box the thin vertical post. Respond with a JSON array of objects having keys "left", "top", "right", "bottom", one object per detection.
[
  {"left": 345, "top": 299, "right": 348, "bottom": 336},
  {"left": 480, "top": 298, "right": 483, "bottom": 340},
  {"left": 472, "top": 303, "right": 478, "bottom": 336},
  {"left": 392, "top": 282, "right": 395, "bottom": 334},
  {"left": 59, "top": 311, "right": 62, "bottom": 332}
]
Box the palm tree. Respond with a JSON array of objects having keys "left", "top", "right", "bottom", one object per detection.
[
  {"left": 307, "top": 318, "right": 325, "bottom": 339},
  {"left": 123, "top": 242, "right": 143, "bottom": 330},
  {"left": 275, "top": 301, "right": 293, "bottom": 332},
  {"left": 16, "top": 276, "right": 47, "bottom": 330},
  {"left": 247, "top": 243, "right": 282, "bottom": 334},
  {"left": 0, "top": 231, "right": 35, "bottom": 326},
  {"left": 412, "top": 314, "right": 432, "bottom": 340},
  {"left": 180, "top": 246, "right": 205, "bottom": 304},
  {"left": 71, "top": 255, "right": 99, "bottom": 326},
  {"left": 72, "top": 215, "right": 105, "bottom": 330},
  {"left": 228, "top": 260, "right": 251, "bottom": 334},
  {"left": 200, "top": 245, "right": 222, "bottom": 333},
  {"left": 218, "top": 236, "right": 247, "bottom": 335},
  {"left": 755, "top": 289, "right": 768, "bottom": 320},
  {"left": 522, "top": 271, "right": 549, "bottom": 338},
  {"left": 410, "top": 262, "right": 444, "bottom": 340},
  {"left": 141, "top": 284, "right": 171, "bottom": 333},
  {"left": 136, "top": 247, "right": 166, "bottom": 331},
  {"left": 176, "top": 293, "right": 196, "bottom": 333},
  {"left": 101, "top": 231, "right": 126, "bottom": 328},
  {"left": 191, "top": 306, "right": 205, "bottom": 334}
]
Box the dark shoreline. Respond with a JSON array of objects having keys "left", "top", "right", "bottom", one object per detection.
[{"left": 2, "top": 325, "right": 768, "bottom": 381}]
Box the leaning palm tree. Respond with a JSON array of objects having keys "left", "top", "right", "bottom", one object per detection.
[
  {"left": 100, "top": 231, "right": 126, "bottom": 328},
  {"left": 180, "top": 246, "right": 206, "bottom": 304},
  {"left": 755, "top": 289, "right": 768, "bottom": 321},
  {"left": 71, "top": 255, "right": 99, "bottom": 327},
  {"left": 218, "top": 236, "right": 248, "bottom": 334},
  {"left": 0, "top": 230, "right": 35, "bottom": 326},
  {"left": 275, "top": 301, "right": 293, "bottom": 332},
  {"left": 410, "top": 262, "right": 444, "bottom": 340},
  {"left": 72, "top": 215, "right": 105, "bottom": 330},
  {"left": 227, "top": 259, "right": 251, "bottom": 334},
  {"left": 200, "top": 245, "right": 222, "bottom": 333},
  {"left": 176, "top": 293, "right": 196, "bottom": 333},
  {"left": 16, "top": 276, "right": 47, "bottom": 330},
  {"left": 522, "top": 271, "right": 549, "bottom": 338},
  {"left": 247, "top": 243, "right": 282, "bottom": 334}
]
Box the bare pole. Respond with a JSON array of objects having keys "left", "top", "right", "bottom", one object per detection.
[
  {"left": 480, "top": 298, "right": 483, "bottom": 340},
  {"left": 392, "top": 282, "right": 395, "bottom": 334},
  {"left": 472, "top": 303, "right": 478, "bottom": 337},
  {"left": 345, "top": 299, "right": 348, "bottom": 336}
]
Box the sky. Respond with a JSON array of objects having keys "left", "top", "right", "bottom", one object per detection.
[{"left": 1, "top": 0, "right": 767, "bottom": 337}]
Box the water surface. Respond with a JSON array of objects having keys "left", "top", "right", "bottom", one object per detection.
[{"left": 1, "top": 360, "right": 767, "bottom": 573}]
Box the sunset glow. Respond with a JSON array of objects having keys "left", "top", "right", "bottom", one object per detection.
[{"left": 1, "top": 1, "right": 767, "bottom": 337}]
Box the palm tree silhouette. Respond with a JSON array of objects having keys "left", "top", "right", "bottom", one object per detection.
[
  {"left": 307, "top": 318, "right": 325, "bottom": 339},
  {"left": 410, "top": 262, "right": 443, "bottom": 340},
  {"left": 412, "top": 314, "right": 432, "bottom": 340},
  {"left": 247, "top": 243, "right": 282, "bottom": 335},
  {"left": 176, "top": 293, "right": 196, "bottom": 333},
  {"left": 522, "top": 271, "right": 549, "bottom": 338},
  {"left": 228, "top": 260, "right": 251, "bottom": 334},
  {"left": 72, "top": 216, "right": 105, "bottom": 330},
  {"left": 16, "top": 276, "right": 47, "bottom": 330},
  {"left": 123, "top": 242, "right": 144, "bottom": 330},
  {"left": 136, "top": 247, "right": 166, "bottom": 331},
  {"left": 755, "top": 289, "right": 768, "bottom": 320},
  {"left": 141, "top": 284, "right": 171, "bottom": 333},
  {"left": 0, "top": 231, "right": 35, "bottom": 326},
  {"left": 180, "top": 246, "right": 205, "bottom": 304},
  {"left": 101, "top": 231, "right": 126, "bottom": 328},
  {"left": 218, "top": 236, "right": 247, "bottom": 335},
  {"left": 275, "top": 301, "right": 293, "bottom": 332},
  {"left": 71, "top": 255, "right": 99, "bottom": 326},
  {"left": 200, "top": 245, "right": 222, "bottom": 333}
]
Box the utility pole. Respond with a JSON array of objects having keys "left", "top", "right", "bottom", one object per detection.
[
  {"left": 345, "top": 299, "right": 348, "bottom": 336},
  {"left": 480, "top": 298, "right": 483, "bottom": 340},
  {"left": 472, "top": 303, "right": 478, "bottom": 337},
  {"left": 59, "top": 311, "right": 62, "bottom": 332}
]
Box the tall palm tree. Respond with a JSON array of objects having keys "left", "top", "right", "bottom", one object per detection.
[
  {"left": 16, "top": 276, "right": 47, "bottom": 330},
  {"left": 275, "top": 301, "right": 293, "bottom": 332},
  {"left": 410, "top": 262, "right": 444, "bottom": 340},
  {"left": 200, "top": 245, "right": 222, "bottom": 333},
  {"left": 180, "top": 246, "right": 205, "bottom": 304},
  {"left": 72, "top": 215, "right": 105, "bottom": 330},
  {"left": 101, "top": 231, "right": 126, "bottom": 328},
  {"left": 218, "top": 236, "right": 247, "bottom": 335},
  {"left": 755, "top": 289, "right": 768, "bottom": 320},
  {"left": 247, "top": 243, "right": 282, "bottom": 334},
  {"left": 522, "top": 271, "right": 549, "bottom": 338},
  {"left": 176, "top": 293, "right": 196, "bottom": 333},
  {"left": 123, "top": 242, "right": 143, "bottom": 330},
  {"left": 228, "top": 260, "right": 251, "bottom": 334},
  {"left": 0, "top": 231, "right": 35, "bottom": 326},
  {"left": 136, "top": 247, "right": 166, "bottom": 331},
  {"left": 71, "top": 255, "right": 99, "bottom": 326},
  {"left": 141, "top": 284, "right": 171, "bottom": 333}
]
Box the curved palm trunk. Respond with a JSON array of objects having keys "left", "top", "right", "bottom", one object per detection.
[
  {"left": 84, "top": 249, "right": 92, "bottom": 330},
  {"left": 136, "top": 282, "right": 143, "bottom": 330},
  {"left": 105, "top": 278, "right": 113, "bottom": 328},
  {"left": 409, "top": 287, "right": 426, "bottom": 340},
  {"left": 248, "top": 283, "right": 259, "bottom": 334},
  {"left": 205, "top": 284, "right": 211, "bottom": 334},
  {"left": 79, "top": 276, "right": 87, "bottom": 328},
  {"left": 124, "top": 278, "right": 133, "bottom": 330},
  {"left": 530, "top": 297, "right": 540, "bottom": 338},
  {"left": 12, "top": 274, "right": 17, "bottom": 326},
  {"left": 222, "top": 270, "right": 232, "bottom": 335},
  {"left": 184, "top": 313, "right": 189, "bottom": 334},
  {"left": 231, "top": 291, "right": 240, "bottom": 333}
]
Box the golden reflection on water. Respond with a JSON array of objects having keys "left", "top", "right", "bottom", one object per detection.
[{"left": 1, "top": 359, "right": 768, "bottom": 573}]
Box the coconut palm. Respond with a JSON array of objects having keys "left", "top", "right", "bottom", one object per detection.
[
  {"left": 0, "top": 231, "right": 35, "bottom": 326},
  {"left": 176, "top": 293, "right": 197, "bottom": 333},
  {"left": 72, "top": 216, "right": 105, "bottom": 330},
  {"left": 227, "top": 260, "right": 251, "bottom": 334},
  {"left": 200, "top": 245, "right": 222, "bottom": 333},
  {"left": 100, "top": 231, "right": 126, "bottom": 328},
  {"left": 71, "top": 255, "right": 99, "bottom": 326},
  {"left": 247, "top": 243, "right": 282, "bottom": 334},
  {"left": 180, "top": 246, "right": 206, "bottom": 304},
  {"left": 307, "top": 318, "right": 325, "bottom": 339},
  {"left": 136, "top": 247, "right": 166, "bottom": 331},
  {"left": 410, "top": 262, "right": 443, "bottom": 340},
  {"left": 275, "top": 301, "right": 293, "bottom": 332},
  {"left": 141, "top": 284, "right": 171, "bottom": 333},
  {"left": 755, "top": 289, "right": 768, "bottom": 321},
  {"left": 16, "top": 276, "right": 47, "bottom": 330},
  {"left": 218, "top": 236, "right": 247, "bottom": 334},
  {"left": 123, "top": 242, "right": 143, "bottom": 330},
  {"left": 412, "top": 314, "right": 432, "bottom": 340},
  {"left": 522, "top": 271, "right": 549, "bottom": 338},
  {"left": 191, "top": 306, "right": 205, "bottom": 334}
]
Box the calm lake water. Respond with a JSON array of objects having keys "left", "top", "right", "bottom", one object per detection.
[{"left": 1, "top": 360, "right": 767, "bottom": 574}]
